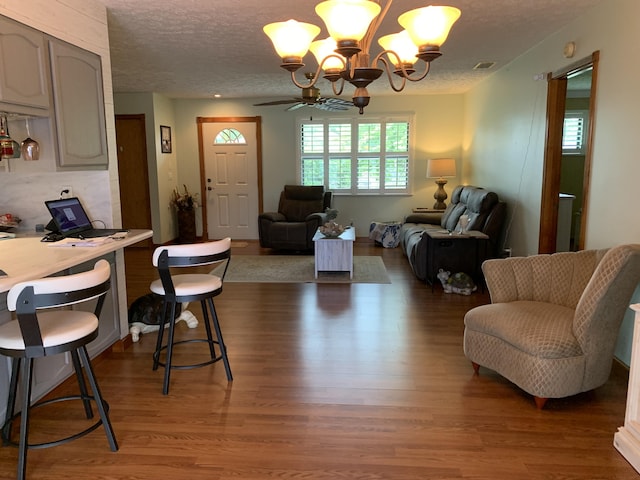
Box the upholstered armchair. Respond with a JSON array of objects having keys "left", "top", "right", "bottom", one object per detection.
[
  {"left": 463, "top": 244, "right": 640, "bottom": 409},
  {"left": 258, "top": 185, "right": 332, "bottom": 251}
]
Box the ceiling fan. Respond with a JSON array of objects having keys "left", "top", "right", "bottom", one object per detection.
[{"left": 254, "top": 73, "right": 353, "bottom": 112}]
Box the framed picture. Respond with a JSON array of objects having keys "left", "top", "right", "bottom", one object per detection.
[{"left": 160, "top": 125, "right": 172, "bottom": 153}]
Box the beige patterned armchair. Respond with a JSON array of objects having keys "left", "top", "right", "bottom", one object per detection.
[{"left": 463, "top": 244, "right": 640, "bottom": 409}]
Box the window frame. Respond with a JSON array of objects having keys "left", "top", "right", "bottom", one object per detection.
[{"left": 296, "top": 114, "right": 414, "bottom": 195}]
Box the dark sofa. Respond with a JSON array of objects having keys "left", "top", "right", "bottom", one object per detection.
[{"left": 400, "top": 185, "right": 506, "bottom": 281}]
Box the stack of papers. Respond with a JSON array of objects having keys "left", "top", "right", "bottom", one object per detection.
[{"left": 47, "top": 237, "right": 114, "bottom": 247}]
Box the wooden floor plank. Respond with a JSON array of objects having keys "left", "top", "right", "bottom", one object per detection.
[{"left": 0, "top": 239, "right": 636, "bottom": 479}]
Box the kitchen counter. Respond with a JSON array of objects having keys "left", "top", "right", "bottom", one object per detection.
[
  {"left": 0, "top": 229, "right": 152, "bottom": 292},
  {"left": 0, "top": 229, "right": 153, "bottom": 424}
]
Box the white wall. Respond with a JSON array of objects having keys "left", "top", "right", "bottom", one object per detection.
[{"left": 463, "top": 0, "right": 640, "bottom": 364}]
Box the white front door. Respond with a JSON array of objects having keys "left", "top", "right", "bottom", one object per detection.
[{"left": 201, "top": 120, "right": 260, "bottom": 240}]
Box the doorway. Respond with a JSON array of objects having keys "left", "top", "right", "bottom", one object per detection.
[
  {"left": 539, "top": 51, "right": 599, "bottom": 253},
  {"left": 115, "top": 114, "right": 152, "bottom": 247},
  {"left": 197, "top": 117, "right": 263, "bottom": 240}
]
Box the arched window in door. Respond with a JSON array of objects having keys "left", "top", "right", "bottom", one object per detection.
[{"left": 214, "top": 128, "right": 246, "bottom": 144}]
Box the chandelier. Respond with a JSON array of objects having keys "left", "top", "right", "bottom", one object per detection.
[{"left": 263, "top": 0, "right": 461, "bottom": 114}]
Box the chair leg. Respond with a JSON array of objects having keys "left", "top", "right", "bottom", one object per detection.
[
  {"left": 162, "top": 301, "right": 178, "bottom": 395},
  {"left": 207, "top": 297, "right": 233, "bottom": 381},
  {"left": 153, "top": 300, "right": 170, "bottom": 371},
  {"left": 2, "top": 358, "right": 20, "bottom": 445},
  {"left": 471, "top": 362, "right": 480, "bottom": 374},
  {"left": 16, "top": 358, "right": 33, "bottom": 480},
  {"left": 534, "top": 396, "right": 548, "bottom": 410},
  {"left": 200, "top": 299, "right": 217, "bottom": 360},
  {"left": 71, "top": 349, "right": 93, "bottom": 419},
  {"left": 77, "top": 346, "right": 118, "bottom": 451}
]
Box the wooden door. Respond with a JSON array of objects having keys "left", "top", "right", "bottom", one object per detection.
[
  {"left": 197, "top": 117, "right": 262, "bottom": 240},
  {"left": 115, "top": 114, "right": 152, "bottom": 247}
]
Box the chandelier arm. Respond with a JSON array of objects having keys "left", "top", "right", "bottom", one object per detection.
[
  {"left": 289, "top": 65, "right": 323, "bottom": 89},
  {"left": 331, "top": 78, "right": 346, "bottom": 96},
  {"left": 373, "top": 50, "right": 433, "bottom": 85},
  {"left": 376, "top": 56, "right": 407, "bottom": 92},
  {"left": 361, "top": 0, "right": 393, "bottom": 53}
]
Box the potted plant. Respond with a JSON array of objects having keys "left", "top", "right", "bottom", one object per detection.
[{"left": 171, "top": 185, "right": 198, "bottom": 243}]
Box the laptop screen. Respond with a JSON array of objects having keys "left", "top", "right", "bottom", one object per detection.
[{"left": 45, "top": 197, "right": 92, "bottom": 235}]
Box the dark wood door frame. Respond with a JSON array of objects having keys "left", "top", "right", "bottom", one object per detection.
[
  {"left": 539, "top": 51, "right": 599, "bottom": 253},
  {"left": 196, "top": 116, "right": 263, "bottom": 241}
]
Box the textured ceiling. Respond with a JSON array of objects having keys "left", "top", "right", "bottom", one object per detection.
[{"left": 99, "top": 0, "right": 602, "bottom": 100}]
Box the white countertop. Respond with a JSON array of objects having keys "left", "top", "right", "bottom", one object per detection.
[{"left": 0, "top": 229, "right": 152, "bottom": 293}]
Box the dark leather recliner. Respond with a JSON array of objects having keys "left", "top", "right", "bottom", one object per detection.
[
  {"left": 258, "top": 185, "right": 332, "bottom": 251},
  {"left": 399, "top": 185, "right": 507, "bottom": 281}
]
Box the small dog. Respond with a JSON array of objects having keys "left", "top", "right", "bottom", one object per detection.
[{"left": 128, "top": 293, "right": 198, "bottom": 342}]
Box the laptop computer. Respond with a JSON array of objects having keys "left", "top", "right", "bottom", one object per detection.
[{"left": 45, "top": 197, "right": 128, "bottom": 239}]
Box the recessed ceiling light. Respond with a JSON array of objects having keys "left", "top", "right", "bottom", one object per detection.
[{"left": 473, "top": 62, "right": 496, "bottom": 70}]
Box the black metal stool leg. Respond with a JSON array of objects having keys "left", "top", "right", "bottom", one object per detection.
[
  {"left": 78, "top": 346, "right": 118, "bottom": 451},
  {"left": 200, "top": 299, "right": 217, "bottom": 359},
  {"left": 162, "top": 301, "right": 178, "bottom": 395},
  {"left": 71, "top": 349, "right": 93, "bottom": 418},
  {"left": 153, "top": 300, "right": 170, "bottom": 371},
  {"left": 2, "top": 358, "right": 20, "bottom": 445},
  {"left": 16, "top": 358, "right": 33, "bottom": 480},
  {"left": 207, "top": 298, "right": 233, "bottom": 381}
]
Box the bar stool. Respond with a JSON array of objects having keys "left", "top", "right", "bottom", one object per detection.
[
  {"left": 150, "top": 238, "right": 232, "bottom": 394},
  {"left": 0, "top": 259, "right": 118, "bottom": 480}
]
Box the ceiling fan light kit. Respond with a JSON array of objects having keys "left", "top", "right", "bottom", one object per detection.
[{"left": 263, "top": 0, "right": 461, "bottom": 114}]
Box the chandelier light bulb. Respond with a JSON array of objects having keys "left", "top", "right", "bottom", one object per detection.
[
  {"left": 315, "top": 0, "right": 381, "bottom": 43},
  {"left": 263, "top": 20, "right": 320, "bottom": 61},
  {"left": 310, "top": 38, "right": 344, "bottom": 73},
  {"left": 398, "top": 6, "right": 461, "bottom": 48},
  {"left": 378, "top": 31, "right": 419, "bottom": 68}
]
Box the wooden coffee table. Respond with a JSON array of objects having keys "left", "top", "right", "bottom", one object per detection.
[{"left": 313, "top": 227, "right": 355, "bottom": 278}]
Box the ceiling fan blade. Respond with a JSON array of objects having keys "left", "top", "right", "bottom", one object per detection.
[
  {"left": 254, "top": 98, "right": 302, "bottom": 106},
  {"left": 286, "top": 102, "right": 307, "bottom": 111},
  {"left": 314, "top": 97, "right": 353, "bottom": 111},
  {"left": 322, "top": 97, "right": 355, "bottom": 108}
]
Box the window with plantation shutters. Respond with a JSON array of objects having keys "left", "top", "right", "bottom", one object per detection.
[
  {"left": 298, "top": 115, "right": 412, "bottom": 194},
  {"left": 562, "top": 111, "right": 588, "bottom": 155}
]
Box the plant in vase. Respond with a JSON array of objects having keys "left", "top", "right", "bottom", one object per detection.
[
  {"left": 171, "top": 184, "right": 199, "bottom": 211},
  {"left": 171, "top": 185, "right": 199, "bottom": 243}
]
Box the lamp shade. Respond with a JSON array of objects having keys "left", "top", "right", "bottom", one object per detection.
[
  {"left": 315, "top": 0, "right": 381, "bottom": 42},
  {"left": 426, "top": 158, "right": 456, "bottom": 178},
  {"left": 377, "top": 31, "right": 419, "bottom": 67},
  {"left": 310, "top": 37, "right": 345, "bottom": 72},
  {"left": 264, "top": 20, "right": 321, "bottom": 60},
  {"left": 398, "top": 6, "right": 461, "bottom": 48}
]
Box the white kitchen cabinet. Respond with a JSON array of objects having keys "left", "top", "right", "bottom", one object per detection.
[
  {"left": 49, "top": 39, "right": 108, "bottom": 169},
  {"left": 0, "top": 15, "right": 51, "bottom": 114}
]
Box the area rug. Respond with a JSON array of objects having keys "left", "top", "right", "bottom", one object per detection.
[{"left": 216, "top": 255, "right": 390, "bottom": 284}]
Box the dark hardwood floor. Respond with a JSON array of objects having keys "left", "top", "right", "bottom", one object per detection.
[{"left": 0, "top": 240, "right": 636, "bottom": 479}]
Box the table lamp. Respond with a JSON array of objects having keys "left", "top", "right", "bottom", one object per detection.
[{"left": 426, "top": 158, "right": 456, "bottom": 209}]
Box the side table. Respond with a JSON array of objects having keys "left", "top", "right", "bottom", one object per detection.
[
  {"left": 313, "top": 227, "right": 356, "bottom": 278},
  {"left": 423, "top": 229, "right": 489, "bottom": 290}
]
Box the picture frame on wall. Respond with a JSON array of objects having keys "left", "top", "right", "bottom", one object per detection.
[{"left": 160, "top": 125, "right": 172, "bottom": 153}]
